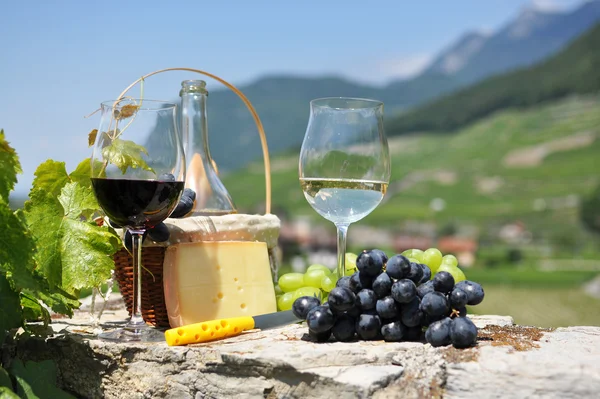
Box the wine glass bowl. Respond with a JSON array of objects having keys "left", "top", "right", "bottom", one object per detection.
[
  {"left": 90, "top": 99, "right": 185, "bottom": 342},
  {"left": 299, "top": 97, "right": 390, "bottom": 279}
]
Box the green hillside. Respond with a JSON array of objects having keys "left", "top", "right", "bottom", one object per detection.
[
  {"left": 223, "top": 94, "right": 600, "bottom": 242},
  {"left": 386, "top": 22, "right": 600, "bottom": 135}
]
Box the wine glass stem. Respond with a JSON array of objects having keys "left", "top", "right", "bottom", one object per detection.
[
  {"left": 336, "top": 224, "right": 349, "bottom": 279},
  {"left": 127, "top": 229, "right": 146, "bottom": 331}
]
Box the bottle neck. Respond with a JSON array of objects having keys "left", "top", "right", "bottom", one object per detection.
[{"left": 181, "top": 92, "right": 212, "bottom": 163}]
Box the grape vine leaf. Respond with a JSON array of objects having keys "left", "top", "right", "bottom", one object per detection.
[
  {"left": 101, "top": 138, "right": 153, "bottom": 174},
  {"left": 0, "top": 387, "right": 19, "bottom": 399},
  {"left": 0, "top": 273, "right": 22, "bottom": 345},
  {"left": 87, "top": 129, "right": 97, "bottom": 147},
  {"left": 0, "top": 366, "right": 12, "bottom": 389},
  {"left": 9, "top": 360, "right": 76, "bottom": 399},
  {"left": 24, "top": 180, "right": 120, "bottom": 291},
  {"left": 0, "top": 129, "right": 21, "bottom": 201}
]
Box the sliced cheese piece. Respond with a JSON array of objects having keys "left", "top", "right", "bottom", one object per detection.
[{"left": 163, "top": 241, "right": 277, "bottom": 328}]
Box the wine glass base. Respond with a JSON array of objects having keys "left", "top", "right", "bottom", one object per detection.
[{"left": 98, "top": 326, "right": 165, "bottom": 343}]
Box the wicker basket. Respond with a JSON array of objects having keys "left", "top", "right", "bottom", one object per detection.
[{"left": 112, "top": 68, "right": 272, "bottom": 328}]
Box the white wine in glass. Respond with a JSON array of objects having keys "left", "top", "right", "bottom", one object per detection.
[{"left": 299, "top": 97, "right": 390, "bottom": 279}]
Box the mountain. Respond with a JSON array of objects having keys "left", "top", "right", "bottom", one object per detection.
[
  {"left": 200, "top": 1, "right": 600, "bottom": 172},
  {"left": 386, "top": 21, "right": 600, "bottom": 134},
  {"left": 423, "top": 32, "right": 490, "bottom": 76},
  {"left": 437, "top": 1, "right": 600, "bottom": 85}
]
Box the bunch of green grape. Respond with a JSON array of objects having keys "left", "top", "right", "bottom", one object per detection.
[{"left": 275, "top": 249, "right": 467, "bottom": 311}]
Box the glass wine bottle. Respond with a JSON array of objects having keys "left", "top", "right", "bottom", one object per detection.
[{"left": 179, "top": 80, "right": 237, "bottom": 215}]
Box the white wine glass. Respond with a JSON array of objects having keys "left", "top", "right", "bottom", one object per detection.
[{"left": 299, "top": 97, "right": 390, "bottom": 279}]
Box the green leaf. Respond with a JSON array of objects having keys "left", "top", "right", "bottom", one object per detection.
[
  {"left": 0, "top": 366, "right": 13, "bottom": 389},
  {"left": 68, "top": 159, "right": 93, "bottom": 189},
  {"left": 0, "top": 204, "right": 35, "bottom": 283},
  {"left": 26, "top": 160, "right": 70, "bottom": 201},
  {"left": 24, "top": 181, "right": 120, "bottom": 292},
  {"left": 58, "top": 182, "right": 98, "bottom": 220},
  {"left": 0, "top": 130, "right": 21, "bottom": 201},
  {"left": 60, "top": 219, "right": 120, "bottom": 290},
  {"left": 9, "top": 360, "right": 76, "bottom": 399},
  {"left": 0, "top": 387, "right": 20, "bottom": 399},
  {"left": 0, "top": 273, "right": 22, "bottom": 345},
  {"left": 20, "top": 296, "right": 49, "bottom": 326},
  {"left": 101, "top": 138, "right": 153, "bottom": 174}
]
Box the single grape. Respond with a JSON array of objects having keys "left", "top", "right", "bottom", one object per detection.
[
  {"left": 420, "top": 292, "right": 449, "bottom": 317},
  {"left": 356, "top": 250, "right": 385, "bottom": 277},
  {"left": 422, "top": 248, "right": 443, "bottom": 273},
  {"left": 400, "top": 297, "right": 422, "bottom": 327},
  {"left": 304, "top": 269, "right": 329, "bottom": 288},
  {"left": 450, "top": 288, "right": 469, "bottom": 309},
  {"left": 407, "top": 262, "right": 424, "bottom": 285},
  {"left": 381, "top": 320, "right": 405, "bottom": 342},
  {"left": 336, "top": 276, "right": 352, "bottom": 290},
  {"left": 433, "top": 271, "right": 455, "bottom": 294},
  {"left": 402, "top": 249, "right": 424, "bottom": 263},
  {"left": 321, "top": 274, "right": 337, "bottom": 293},
  {"left": 376, "top": 296, "right": 399, "bottom": 319},
  {"left": 417, "top": 280, "right": 435, "bottom": 299},
  {"left": 328, "top": 287, "right": 356, "bottom": 313},
  {"left": 306, "top": 264, "right": 331, "bottom": 274},
  {"left": 278, "top": 273, "right": 306, "bottom": 293},
  {"left": 345, "top": 252, "right": 358, "bottom": 273},
  {"left": 436, "top": 264, "right": 467, "bottom": 283},
  {"left": 277, "top": 292, "right": 294, "bottom": 311},
  {"left": 441, "top": 254, "right": 458, "bottom": 268},
  {"left": 450, "top": 316, "right": 478, "bottom": 348},
  {"left": 158, "top": 173, "right": 176, "bottom": 181},
  {"left": 292, "top": 296, "right": 321, "bottom": 320},
  {"left": 356, "top": 289, "right": 377, "bottom": 311},
  {"left": 385, "top": 255, "right": 411, "bottom": 279},
  {"left": 372, "top": 272, "right": 393, "bottom": 298},
  {"left": 332, "top": 313, "right": 356, "bottom": 342},
  {"left": 425, "top": 317, "right": 452, "bottom": 347},
  {"left": 308, "top": 328, "right": 331, "bottom": 342},
  {"left": 455, "top": 281, "right": 485, "bottom": 305},
  {"left": 390, "top": 279, "right": 417, "bottom": 304},
  {"left": 148, "top": 222, "right": 170, "bottom": 242},
  {"left": 292, "top": 287, "right": 322, "bottom": 302},
  {"left": 306, "top": 305, "right": 336, "bottom": 333},
  {"left": 349, "top": 271, "right": 372, "bottom": 293},
  {"left": 355, "top": 313, "right": 382, "bottom": 340},
  {"left": 419, "top": 264, "right": 432, "bottom": 284},
  {"left": 169, "top": 195, "right": 194, "bottom": 218},
  {"left": 370, "top": 249, "right": 389, "bottom": 265}
]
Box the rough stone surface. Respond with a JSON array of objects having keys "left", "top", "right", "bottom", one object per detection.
[{"left": 2, "top": 308, "right": 600, "bottom": 399}]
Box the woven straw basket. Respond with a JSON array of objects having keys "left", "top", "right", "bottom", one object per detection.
[{"left": 112, "top": 68, "right": 272, "bottom": 328}]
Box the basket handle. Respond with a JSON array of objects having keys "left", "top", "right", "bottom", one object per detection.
[{"left": 115, "top": 67, "right": 271, "bottom": 215}]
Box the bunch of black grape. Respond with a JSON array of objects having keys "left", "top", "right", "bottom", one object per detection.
[
  {"left": 109, "top": 187, "right": 196, "bottom": 250},
  {"left": 292, "top": 249, "right": 485, "bottom": 349}
]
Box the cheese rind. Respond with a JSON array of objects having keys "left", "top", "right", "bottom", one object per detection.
[{"left": 163, "top": 241, "right": 277, "bottom": 328}]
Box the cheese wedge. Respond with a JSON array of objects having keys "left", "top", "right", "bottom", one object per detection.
[{"left": 163, "top": 241, "right": 277, "bottom": 328}]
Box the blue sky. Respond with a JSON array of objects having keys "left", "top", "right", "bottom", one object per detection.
[{"left": 0, "top": 0, "right": 585, "bottom": 196}]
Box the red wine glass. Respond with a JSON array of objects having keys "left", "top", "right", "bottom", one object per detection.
[{"left": 91, "top": 99, "right": 185, "bottom": 342}]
